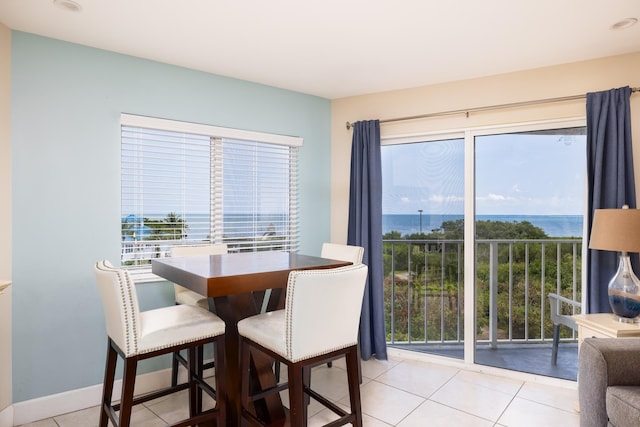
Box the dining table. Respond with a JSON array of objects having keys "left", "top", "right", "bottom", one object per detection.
[{"left": 151, "top": 250, "right": 351, "bottom": 427}]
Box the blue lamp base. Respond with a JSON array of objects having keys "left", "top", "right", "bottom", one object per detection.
[{"left": 608, "top": 254, "right": 640, "bottom": 323}]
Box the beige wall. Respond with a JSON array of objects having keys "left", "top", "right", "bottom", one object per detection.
[
  {"left": 0, "top": 21, "right": 11, "bottom": 417},
  {"left": 331, "top": 52, "right": 640, "bottom": 242}
]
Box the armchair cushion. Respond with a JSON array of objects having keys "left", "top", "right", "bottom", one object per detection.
[{"left": 607, "top": 386, "right": 640, "bottom": 427}]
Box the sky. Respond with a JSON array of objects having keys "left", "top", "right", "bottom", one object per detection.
[{"left": 381, "top": 128, "right": 587, "bottom": 216}]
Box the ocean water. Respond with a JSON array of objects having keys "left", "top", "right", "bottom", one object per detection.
[
  {"left": 123, "top": 213, "right": 584, "bottom": 241},
  {"left": 122, "top": 213, "right": 291, "bottom": 241},
  {"left": 383, "top": 214, "right": 583, "bottom": 238}
]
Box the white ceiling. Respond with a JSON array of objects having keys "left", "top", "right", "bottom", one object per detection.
[{"left": 1, "top": 0, "right": 639, "bottom": 99}]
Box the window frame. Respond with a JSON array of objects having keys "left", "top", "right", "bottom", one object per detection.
[{"left": 120, "top": 114, "right": 303, "bottom": 282}]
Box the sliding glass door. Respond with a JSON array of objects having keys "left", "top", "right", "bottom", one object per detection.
[
  {"left": 382, "top": 136, "right": 465, "bottom": 359},
  {"left": 473, "top": 125, "right": 586, "bottom": 379}
]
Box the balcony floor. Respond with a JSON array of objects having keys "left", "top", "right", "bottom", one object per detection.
[{"left": 392, "top": 342, "right": 578, "bottom": 381}]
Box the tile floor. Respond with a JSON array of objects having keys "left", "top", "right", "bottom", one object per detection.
[{"left": 16, "top": 350, "right": 580, "bottom": 427}]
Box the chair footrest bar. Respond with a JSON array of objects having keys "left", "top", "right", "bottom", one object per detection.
[
  {"left": 306, "top": 387, "right": 349, "bottom": 418},
  {"left": 112, "top": 383, "right": 191, "bottom": 411},
  {"left": 248, "top": 382, "right": 289, "bottom": 402},
  {"left": 190, "top": 373, "right": 217, "bottom": 400},
  {"left": 324, "top": 415, "right": 356, "bottom": 427}
]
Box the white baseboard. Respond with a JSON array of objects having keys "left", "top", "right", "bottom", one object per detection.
[
  {"left": 0, "top": 405, "right": 13, "bottom": 427},
  {"left": 12, "top": 367, "right": 173, "bottom": 426}
]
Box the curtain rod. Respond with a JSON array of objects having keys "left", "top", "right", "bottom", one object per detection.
[{"left": 345, "top": 87, "right": 640, "bottom": 130}]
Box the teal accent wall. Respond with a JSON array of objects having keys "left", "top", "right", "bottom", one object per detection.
[{"left": 11, "top": 32, "right": 331, "bottom": 402}]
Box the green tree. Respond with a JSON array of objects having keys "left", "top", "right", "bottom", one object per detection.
[{"left": 383, "top": 219, "right": 581, "bottom": 344}]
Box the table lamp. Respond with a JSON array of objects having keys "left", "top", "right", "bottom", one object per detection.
[{"left": 589, "top": 205, "right": 640, "bottom": 322}]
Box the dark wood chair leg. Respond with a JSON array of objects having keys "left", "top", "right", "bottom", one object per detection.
[
  {"left": 99, "top": 340, "right": 117, "bottom": 427},
  {"left": 187, "top": 347, "right": 198, "bottom": 417},
  {"left": 119, "top": 357, "right": 138, "bottom": 427},
  {"left": 302, "top": 366, "right": 311, "bottom": 406},
  {"left": 171, "top": 351, "right": 180, "bottom": 386},
  {"left": 214, "top": 335, "right": 227, "bottom": 424},
  {"left": 345, "top": 347, "right": 363, "bottom": 427},
  {"left": 239, "top": 337, "right": 257, "bottom": 423},
  {"left": 274, "top": 360, "right": 281, "bottom": 382},
  {"left": 287, "top": 364, "right": 307, "bottom": 427}
]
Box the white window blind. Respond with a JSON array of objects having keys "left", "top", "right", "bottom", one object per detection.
[{"left": 121, "top": 114, "right": 301, "bottom": 273}]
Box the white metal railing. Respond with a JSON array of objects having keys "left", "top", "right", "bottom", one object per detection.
[
  {"left": 383, "top": 238, "right": 582, "bottom": 348},
  {"left": 121, "top": 235, "right": 292, "bottom": 267}
]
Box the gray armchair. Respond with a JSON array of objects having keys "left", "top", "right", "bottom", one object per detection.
[{"left": 578, "top": 337, "right": 640, "bottom": 427}]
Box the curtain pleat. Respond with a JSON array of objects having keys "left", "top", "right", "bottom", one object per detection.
[
  {"left": 348, "top": 120, "right": 387, "bottom": 360},
  {"left": 586, "top": 86, "right": 636, "bottom": 313}
]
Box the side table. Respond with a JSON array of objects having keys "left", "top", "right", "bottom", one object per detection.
[{"left": 574, "top": 313, "right": 640, "bottom": 349}]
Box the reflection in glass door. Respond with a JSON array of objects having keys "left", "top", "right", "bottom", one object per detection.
[
  {"left": 473, "top": 126, "right": 586, "bottom": 380},
  {"left": 381, "top": 137, "right": 465, "bottom": 359}
]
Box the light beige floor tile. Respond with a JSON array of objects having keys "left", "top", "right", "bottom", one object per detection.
[
  {"left": 376, "top": 359, "right": 459, "bottom": 398},
  {"left": 279, "top": 388, "right": 329, "bottom": 418},
  {"left": 122, "top": 405, "right": 169, "bottom": 427},
  {"left": 16, "top": 419, "right": 59, "bottom": 427},
  {"left": 353, "top": 380, "right": 425, "bottom": 425},
  {"left": 308, "top": 364, "right": 370, "bottom": 402},
  {"left": 53, "top": 405, "right": 101, "bottom": 427},
  {"left": 429, "top": 372, "right": 518, "bottom": 421},
  {"left": 332, "top": 355, "right": 402, "bottom": 380},
  {"left": 453, "top": 369, "right": 524, "bottom": 395},
  {"left": 14, "top": 351, "right": 582, "bottom": 427},
  {"left": 497, "top": 396, "right": 580, "bottom": 427},
  {"left": 308, "top": 409, "right": 392, "bottom": 426},
  {"left": 307, "top": 399, "right": 392, "bottom": 426},
  {"left": 143, "top": 389, "right": 190, "bottom": 425},
  {"left": 517, "top": 381, "right": 578, "bottom": 413},
  {"left": 397, "top": 400, "right": 494, "bottom": 427}
]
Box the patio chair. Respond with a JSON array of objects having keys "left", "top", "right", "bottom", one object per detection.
[{"left": 548, "top": 292, "right": 581, "bottom": 365}]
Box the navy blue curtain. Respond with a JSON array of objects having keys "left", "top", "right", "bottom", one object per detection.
[
  {"left": 348, "top": 120, "right": 387, "bottom": 360},
  {"left": 586, "top": 86, "right": 636, "bottom": 313}
]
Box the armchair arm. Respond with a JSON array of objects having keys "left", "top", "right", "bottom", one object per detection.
[{"left": 578, "top": 338, "right": 640, "bottom": 427}]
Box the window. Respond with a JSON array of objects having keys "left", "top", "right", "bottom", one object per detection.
[{"left": 120, "top": 114, "right": 301, "bottom": 274}]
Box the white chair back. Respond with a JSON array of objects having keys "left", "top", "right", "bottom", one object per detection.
[
  {"left": 284, "top": 264, "right": 368, "bottom": 362},
  {"left": 321, "top": 242, "right": 364, "bottom": 265},
  {"left": 94, "top": 260, "right": 140, "bottom": 357},
  {"left": 170, "top": 244, "right": 228, "bottom": 257}
]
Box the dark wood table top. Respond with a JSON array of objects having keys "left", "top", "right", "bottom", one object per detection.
[{"left": 152, "top": 251, "right": 350, "bottom": 297}]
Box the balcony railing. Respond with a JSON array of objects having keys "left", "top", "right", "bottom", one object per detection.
[{"left": 384, "top": 238, "right": 582, "bottom": 350}]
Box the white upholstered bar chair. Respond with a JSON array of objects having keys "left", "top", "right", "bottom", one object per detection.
[
  {"left": 273, "top": 242, "right": 365, "bottom": 381},
  {"left": 169, "top": 243, "right": 228, "bottom": 386},
  {"left": 238, "top": 264, "right": 368, "bottom": 426},
  {"left": 321, "top": 242, "right": 364, "bottom": 266},
  {"left": 93, "top": 260, "right": 226, "bottom": 427},
  {"left": 320, "top": 243, "right": 364, "bottom": 370},
  {"left": 170, "top": 244, "right": 228, "bottom": 309}
]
